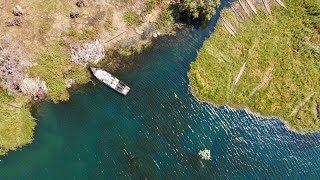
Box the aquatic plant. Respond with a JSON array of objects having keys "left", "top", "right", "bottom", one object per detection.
[{"left": 198, "top": 149, "right": 211, "bottom": 160}]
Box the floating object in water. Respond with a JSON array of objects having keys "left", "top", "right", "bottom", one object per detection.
[
  {"left": 91, "top": 67, "right": 130, "bottom": 95},
  {"left": 198, "top": 149, "right": 211, "bottom": 160}
]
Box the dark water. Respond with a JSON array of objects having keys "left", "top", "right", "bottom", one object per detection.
[{"left": 2, "top": 4, "right": 320, "bottom": 180}]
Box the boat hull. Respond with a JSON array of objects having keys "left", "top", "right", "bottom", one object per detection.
[{"left": 90, "top": 67, "right": 130, "bottom": 95}]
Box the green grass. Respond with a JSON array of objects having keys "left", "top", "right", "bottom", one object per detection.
[
  {"left": 0, "top": 89, "right": 35, "bottom": 155},
  {"left": 123, "top": 10, "right": 143, "bottom": 27},
  {"left": 39, "top": 17, "right": 54, "bottom": 35},
  {"left": 68, "top": 27, "right": 99, "bottom": 41},
  {"left": 189, "top": 0, "right": 320, "bottom": 133},
  {"left": 30, "top": 42, "right": 90, "bottom": 103},
  {"left": 155, "top": 8, "right": 176, "bottom": 34},
  {"left": 144, "top": 0, "right": 164, "bottom": 14}
]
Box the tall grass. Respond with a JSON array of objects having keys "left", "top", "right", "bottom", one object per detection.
[
  {"left": 0, "top": 89, "right": 35, "bottom": 155},
  {"left": 189, "top": 0, "right": 320, "bottom": 132}
]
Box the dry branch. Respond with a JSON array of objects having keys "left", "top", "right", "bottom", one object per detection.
[
  {"left": 20, "top": 77, "right": 48, "bottom": 98},
  {"left": 230, "top": 4, "right": 244, "bottom": 20},
  {"left": 70, "top": 39, "right": 105, "bottom": 66},
  {"left": 249, "top": 65, "right": 274, "bottom": 98},
  {"left": 275, "top": 0, "right": 286, "bottom": 9},
  {"left": 229, "top": 62, "right": 246, "bottom": 98},
  {"left": 0, "top": 100, "right": 20, "bottom": 108},
  {"left": 223, "top": 21, "right": 236, "bottom": 37},
  {"left": 262, "top": 0, "right": 272, "bottom": 15},
  {"left": 221, "top": 16, "right": 237, "bottom": 34},
  {"left": 245, "top": 0, "right": 257, "bottom": 14},
  {"left": 239, "top": 0, "right": 250, "bottom": 16},
  {"left": 314, "top": 102, "right": 319, "bottom": 121},
  {"left": 290, "top": 93, "right": 313, "bottom": 117}
]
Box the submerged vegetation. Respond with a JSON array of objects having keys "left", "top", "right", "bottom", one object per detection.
[{"left": 189, "top": 0, "right": 320, "bottom": 132}]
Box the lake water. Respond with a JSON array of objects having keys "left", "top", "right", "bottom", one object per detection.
[{"left": 1, "top": 2, "right": 320, "bottom": 179}]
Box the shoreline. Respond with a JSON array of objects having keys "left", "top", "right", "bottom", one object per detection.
[
  {"left": 188, "top": 84, "right": 307, "bottom": 135},
  {"left": 0, "top": 0, "right": 177, "bottom": 155}
]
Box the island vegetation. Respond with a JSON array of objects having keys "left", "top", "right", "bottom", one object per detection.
[{"left": 189, "top": 0, "right": 320, "bottom": 132}]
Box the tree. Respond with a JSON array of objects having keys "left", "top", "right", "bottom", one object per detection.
[{"left": 179, "top": 0, "right": 220, "bottom": 21}]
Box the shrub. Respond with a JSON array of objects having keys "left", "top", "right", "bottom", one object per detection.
[
  {"left": 179, "top": 0, "right": 220, "bottom": 21},
  {"left": 123, "top": 10, "right": 142, "bottom": 27}
]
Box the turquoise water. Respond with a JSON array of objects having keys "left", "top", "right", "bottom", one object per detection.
[{"left": 2, "top": 4, "right": 320, "bottom": 179}]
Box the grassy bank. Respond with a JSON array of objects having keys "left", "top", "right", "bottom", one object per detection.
[
  {"left": 0, "top": 89, "right": 35, "bottom": 155},
  {"left": 30, "top": 42, "right": 90, "bottom": 103},
  {"left": 1, "top": 0, "right": 175, "bottom": 155},
  {"left": 189, "top": 0, "right": 320, "bottom": 132}
]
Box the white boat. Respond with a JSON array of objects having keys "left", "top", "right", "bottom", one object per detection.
[{"left": 90, "top": 67, "right": 130, "bottom": 95}]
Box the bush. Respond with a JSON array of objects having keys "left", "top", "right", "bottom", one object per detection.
[
  {"left": 123, "top": 10, "right": 143, "bottom": 27},
  {"left": 179, "top": 0, "right": 220, "bottom": 21},
  {"left": 0, "top": 88, "right": 35, "bottom": 155}
]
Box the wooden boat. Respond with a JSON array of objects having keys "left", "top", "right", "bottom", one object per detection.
[{"left": 90, "top": 67, "right": 130, "bottom": 95}]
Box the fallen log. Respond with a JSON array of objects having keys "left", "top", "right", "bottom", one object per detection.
[
  {"left": 290, "top": 93, "right": 313, "bottom": 117},
  {"left": 314, "top": 102, "right": 319, "bottom": 121},
  {"left": 230, "top": 4, "right": 244, "bottom": 20},
  {"left": 223, "top": 21, "right": 236, "bottom": 37},
  {"left": 0, "top": 101, "right": 20, "bottom": 108},
  {"left": 245, "top": 0, "right": 257, "bottom": 14},
  {"left": 249, "top": 66, "right": 274, "bottom": 98},
  {"left": 221, "top": 16, "right": 237, "bottom": 34},
  {"left": 275, "top": 0, "right": 286, "bottom": 9},
  {"left": 262, "top": 0, "right": 272, "bottom": 15},
  {"left": 229, "top": 62, "right": 246, "bottom": 98},
  {"left": 239, "top": 0, "right": 250, "bottom": 16},
  {"left": 105, "top": 31, "right": 126, "bottom": 43}
]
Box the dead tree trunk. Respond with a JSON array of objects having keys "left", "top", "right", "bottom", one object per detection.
[{"left": 239, "top": 0, "right": 250, "bottom": 16}]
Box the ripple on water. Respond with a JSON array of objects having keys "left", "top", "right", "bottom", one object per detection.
[{"left": 1, "top": 2, "right": 320, "bottom": 178}]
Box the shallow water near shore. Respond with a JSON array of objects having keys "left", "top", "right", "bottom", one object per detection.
[{"left": 2, "top": 2, "right": 320, "bottom": 179}]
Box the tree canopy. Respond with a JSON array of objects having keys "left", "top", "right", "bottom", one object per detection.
[{"left": 179, "top": 0, "right": 220, "bottom": 21}]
